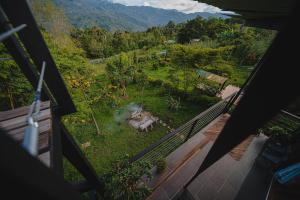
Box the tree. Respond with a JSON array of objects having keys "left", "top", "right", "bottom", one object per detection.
[
  {"left": 177, "top": 16, "right": 206, "bottom": 43},
  {"left": 0, "top": 44, "right": 33, "bottom": 110},
  {"left": 217, "top": 27, "right": 256, "bottom": 66},
  {"left": 28, "top": 0, "right": 73, "bottom": 47},
  {"left": 69, "top": 75, "right": 101, "bottom": 135},
  {"left": 106, "top": 53, "right": 133, "bottom": 97},
  {"left": 136, "top": 71, "right": 148, "bottom": 103}
]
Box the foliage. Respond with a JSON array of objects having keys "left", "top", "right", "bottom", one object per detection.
[
  {"left": 177, "top": 17, "right": 230, "bottom": 43},
  {"left": 268, "top": 126, "right": 286, "bottom": 136},
  {"left": 102, "top": 155, "right": 152, "bottom": 200},
  {"left": 169, "top": 44, "right": 234, "bottom": 69},
  {"left": 71, "top": 26, "right": 167, "bottom": 59},
  {"left": 202, "top": 64, "right": 234, "bottom": 77},
  {"left": 196, "top": 77, "right": 220, "bottom": 96},
  {"left": 0, "top": 45, "right": 33, "bottom": 110},
  {"left": 155, "top": 157, "right": 167, "bottom": 174},
  {"left": 265, "top": 126, "right": 292, "bottom": 145},
  {"left": 166, "top": 95, "right": 181, "bottom": 111},
  {"left": 28, "top": 0, "right": 73, "bottom": 47}
]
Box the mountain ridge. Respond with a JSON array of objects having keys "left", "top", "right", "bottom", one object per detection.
[{"left": 52, "top": 0, "right": 227, "bottom": 31}]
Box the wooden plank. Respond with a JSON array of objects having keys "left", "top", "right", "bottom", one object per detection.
[
  {"left": 38, "top": 151, "right": 50, "bottom": 167},
  {"left": 0, "top": 103, "right": 52, "bottom": 156},
  {"left": 39, "top": 132, "right": 50, "bottom": 153},
  {"left": 0, "top": 101, "right": 50, "bottom": 121},
  {"left": 6, "top": 119, "right": 51, "bottom": 138},
  {"left": 0, "top": 108, "right": 51, "bottom": 131},
  {"left": 9, "top": 129, "right": 50, "bottom": 152}
]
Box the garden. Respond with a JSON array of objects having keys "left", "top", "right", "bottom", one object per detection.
[{"left": 0, "top": 4, "right": 278, "bottom": 198}]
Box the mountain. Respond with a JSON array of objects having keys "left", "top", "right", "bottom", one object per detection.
[{"left": 52, "top": 0, "right": 226, "bottom": 31}]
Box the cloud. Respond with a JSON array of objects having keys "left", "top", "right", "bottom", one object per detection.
[{"left": 109, "top": 0, "right": 221, "bottom": 14}]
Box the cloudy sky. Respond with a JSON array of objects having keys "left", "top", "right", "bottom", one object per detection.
[{"left": 109, "top": 0, "right": 221, "bottom": 14}]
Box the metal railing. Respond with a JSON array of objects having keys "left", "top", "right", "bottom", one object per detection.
[{"left": 130, "top": 94, "right": 235, "bottom": 164}]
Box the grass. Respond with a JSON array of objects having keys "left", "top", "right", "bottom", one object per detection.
[
  {"left": 64, "top": 83, "right": 208, "bottom": 182},
  {"left": 228, "top": 66, "right": 254, "bottom": 87},
  {"left": 63, "top": 50, "right": 253, "bottom": 182}
]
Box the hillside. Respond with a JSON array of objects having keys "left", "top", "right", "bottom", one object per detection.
[{"left": 52, "top": 0, "right": 226, "bottom": 31}]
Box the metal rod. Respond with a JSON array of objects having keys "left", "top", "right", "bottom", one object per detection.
[
  {"left": 22, "top": 61, "right": 46, "bottom": 156},
  {"left": 184, "top": 119, "right": 199, "bottom": 142},
  {"left": 0, "top": 24, "right": 26, "bottom": 41}
]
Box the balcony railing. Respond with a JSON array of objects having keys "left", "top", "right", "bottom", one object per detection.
[{"left": 130, "top": 94, "right": 235, "bottom": 164}]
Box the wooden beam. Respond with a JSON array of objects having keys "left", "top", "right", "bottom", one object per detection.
[
  {"left": 61, "top": 124, "right": 104, "bottom": 196},
  {"left": 0, "top": 0, "right": 76, "bottom": 116}
]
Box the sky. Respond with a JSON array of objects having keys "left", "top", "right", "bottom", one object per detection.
[{"left": 109, "top": 0, "right": 221, "bottom": 14}]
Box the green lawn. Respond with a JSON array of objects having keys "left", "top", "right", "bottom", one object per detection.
[
  {"left": 64, "top": 83, "right": 208, "bottom": 182},
  {"left": 63, "top": 52, "right": 253, "bottom": 182}
]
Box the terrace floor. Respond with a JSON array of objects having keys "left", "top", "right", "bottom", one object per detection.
[{"left": 147, "top": 114, "right": 269, "bottom": 200}]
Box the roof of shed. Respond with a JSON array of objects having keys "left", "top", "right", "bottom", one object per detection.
[{"left": 196, "top": 69, "right": 228, "bottom": 84}]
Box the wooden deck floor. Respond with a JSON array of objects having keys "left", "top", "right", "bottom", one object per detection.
[
  {"left": 147, "top": 114, "right": 267, "bottom": 200},
  {"left": 0, "top": 102, "right": 52, "bottom": 166}
]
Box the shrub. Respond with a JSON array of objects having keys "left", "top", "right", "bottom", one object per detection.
[
  {"left": 155, "top": 157, "right": 167, "bottom": 173},
  {"left": 166, "top": 95, "right": 181, "bottom": 111},
  {"left": 266, "top": 126, "right": 290, "bottom": 145},
  {"left": 159, "top": 59, "right": 168, "bottom": 67},
  {"left": 268, "top": 126, "right": 286, "bottom": 136},
  {"left": 102, "top": 155, "right": 152, "bottom": 200},
  {"left": 148, "top": 77, "right": 163, "bottom": 87},
  {"left": 152, "top": 62, "right": 159, "bottom": 70}
]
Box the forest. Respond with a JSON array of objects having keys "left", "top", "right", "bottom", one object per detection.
[{"left": 0, "top": 0, "right": 277, "bottom": 199}]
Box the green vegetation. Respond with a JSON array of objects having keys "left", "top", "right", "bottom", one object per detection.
[
  {"left": 102, "top": 155, "right": 152, "bottom": 200},
  {"left": 0, "top": 1, "right": 277, "bottom": 198},
  {"left": 0, "top": 45, "right": 34, "bottom": 109},
  {"left": 155, "top": 157, "right": 167, "bottom": 174}
]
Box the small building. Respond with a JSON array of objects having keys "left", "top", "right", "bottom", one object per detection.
[
  {"left": 196, "top": 69, "right": 228, "bottom": 92},
  {"left": 165, "top": 40, "right": 176, "bottom": 44},
  {"left": 159, "top": 50, "right": 167, "bottom": 56},
  {"left": 190, "top": 38, "right": 201, "bottom": 44}
]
